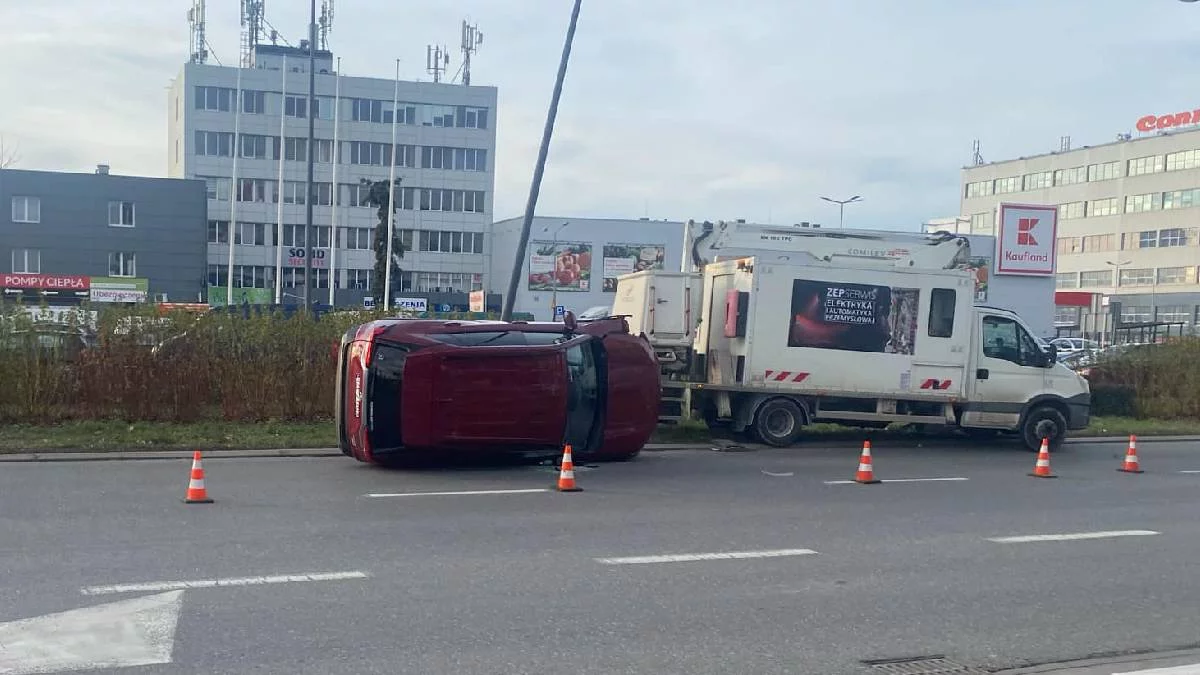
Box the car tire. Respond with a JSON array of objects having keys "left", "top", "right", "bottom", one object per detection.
[
  {"left": 752, "top": 398, "right": 805, "bottom": 448},
  {"left": 1021, "top": 406, "right": 1068, "bottom": 452}
]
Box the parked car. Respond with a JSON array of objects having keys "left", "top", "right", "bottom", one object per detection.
[{"left": 1050, "top": 337, "right": 1100, "bottom": 357}]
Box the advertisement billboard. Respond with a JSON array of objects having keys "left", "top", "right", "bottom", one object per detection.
[
  {"left": 787, "top": 279, "right": 920, "bottom": 355},
  {"left": 996, "top": 203, "right": 1057, "bottom": 276},
  {"left": 89, "top": 277, "right": 148, "bottom": 303},
  {"left": 285, "top": 247, "right": 328, "bottom": 268},
  {"left": 1, "top": 274, "right": 90, "bottom": 291},
  {"left": 207, "top": 287, "right": 273, "bottom": 307},
  {"left": 601, "top": 243, "right": 665, "bottom": 292},
  {"left": 528, "top": 241, "right": 592, "bottom": 292},
  {"left": 395, "top": 297, "right": 428, "bottom": 312}
]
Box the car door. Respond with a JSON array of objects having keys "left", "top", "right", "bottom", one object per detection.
[{"left": 963, "top": 314, "right": 1048, "bottom": 429}]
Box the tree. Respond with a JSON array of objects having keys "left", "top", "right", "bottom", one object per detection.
[
  {"left": 0, "top": 135, "right": 18, "bottom": 169},
  {"left": 359, "top": 178, "right": 405, "bottom": 306}
]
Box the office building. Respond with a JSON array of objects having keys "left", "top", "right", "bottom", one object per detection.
[
  {"left": 957, "top": 116, "right": 1200, "bottom": 331},
  {"left": 167, "top": 43, "right": 497, "bottom": 307},
  {"left": 489, "top": 217, "right": 684, "bottom": 321},
  {"left": 1, "top": 167, "right": 207, "bottom": 305}
]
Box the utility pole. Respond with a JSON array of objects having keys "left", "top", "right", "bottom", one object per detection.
[
  {"left": 501, "top": 0, "right": 583, "bottom": 320},
  {"left": 303, "top": 0, "right": 318, "bottom": 309}
]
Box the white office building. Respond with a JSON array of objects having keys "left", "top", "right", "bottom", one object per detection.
[{"left": 167, "top": 43, "right": 497, "bottom": 308}]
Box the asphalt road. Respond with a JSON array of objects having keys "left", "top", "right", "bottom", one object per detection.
[{"left": 2, "top": 439, "right": 1200, "bottom": 674}]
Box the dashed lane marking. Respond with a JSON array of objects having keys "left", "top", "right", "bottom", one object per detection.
[
  {"left": 987, "top": 530, "right": 1160, "bottom": 544},
  {"left": 81, "top": 570, "right": 369, "bottom": 596},
  {"left": 595, "top": 548, "right": 818, "bottom": 565}
]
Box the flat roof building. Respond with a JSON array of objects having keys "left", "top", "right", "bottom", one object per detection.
[
  {"left": 1, "top": 167, "right": 207, "bottom": 305},
  {"left": 959, "top": 120, "right": 1200, "bottom": 331},
  {"left": 168, "top": 43, "right": 497, "bottom": 308}
]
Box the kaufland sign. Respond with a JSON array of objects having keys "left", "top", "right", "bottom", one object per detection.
[{"left": 995, "top": 203, "right": 1057, "bottom": 276}]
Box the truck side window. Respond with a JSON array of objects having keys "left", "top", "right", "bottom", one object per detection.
[
  {"left": 982, "top": 316, "right": 1043, "bottom": 366},
  {"left": 928, "top": 289, "right": 955, "bottom": 338}
]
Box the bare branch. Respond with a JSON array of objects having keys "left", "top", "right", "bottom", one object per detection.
[{"left": 0, "top": 135, "right": 19, "bottom": 169}]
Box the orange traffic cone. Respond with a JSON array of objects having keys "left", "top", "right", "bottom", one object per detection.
[
  {"left": 554, "top": 445, "right": 583, "bottom": 492},
  {"left": 854, "top": 441, "right": 881, "bottom": 484},
  {"left": 1118, "top": 435, "right": 1144, "bottom": 474},
  {"left": 1028, "top": 438, "right": 1057, "bottom": 478},
  {"left": 183, "top": 450, "right": 214, "bottom": 503}
]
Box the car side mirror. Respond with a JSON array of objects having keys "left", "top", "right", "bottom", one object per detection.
[{"left": 1044, "top": 344, "right": 1057, "bottom": 367}]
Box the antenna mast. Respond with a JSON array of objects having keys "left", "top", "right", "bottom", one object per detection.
[
  {"left": 460, "top": 20, "right": 482, "bottom": 85},
  {"left": 188, "top": 0, "right": 208, "bottom": 64},
  {"left": 971, "top": 139, "right": 984, "bottom": 166},
  {"left": 319, "top": 0, "right": 335, "bottom": 50},
  {"left": 426, "top": 44, "right": 449, "bottom": 83},
  {"left": 240, "top": 0, "right": 266, "bottom": 68}
]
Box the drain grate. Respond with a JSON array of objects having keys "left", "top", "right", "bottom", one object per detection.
[{"left": 862, "top": 655, "right": 989, "bottom": 674}]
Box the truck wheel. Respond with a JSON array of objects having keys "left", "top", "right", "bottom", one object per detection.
[
  {"left": 1021, "top": 406, "right": 1068, "bottom": 452},
  {"left": 753, "top": 399, "right": 805, "bottom": 447}
]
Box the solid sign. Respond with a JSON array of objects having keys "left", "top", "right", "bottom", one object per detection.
[
  {"left": 554, "top": 305, "right": 565, "bottom": 318},
  {"left": 995, "top": 203, "right": 1057, "bottom": 276},
  {"left": 90, "top": 276, "right": 148, "bottom": 303},
  {"left": 363, "top": 296, "right": 376, "bottom": 309},
  {"left": 1136, "top": 108, "right": 1200, "bottom": 133},
  {"left": 1, "top": 274, "right": 90, "bottom": 290},
  {"left": 394, "top": 297, "right": 427, "bottom": 312},
  {"left": 285, "top": 248, "right": 328, "bottom": 268},
  {"left": 468, "top": 290, "right": 484, "bottom": 313}
]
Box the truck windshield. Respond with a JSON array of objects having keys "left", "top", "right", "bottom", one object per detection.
[
  {"left": 982, "top": 315, "right": 1043, "bottom": 367},
  {"left": 563, "top": 342, "right": 600, "bottom": 450}
]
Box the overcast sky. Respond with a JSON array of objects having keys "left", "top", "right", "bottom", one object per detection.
[{"left": 2, "top": 1, "right": 1199, "bottom": 229}]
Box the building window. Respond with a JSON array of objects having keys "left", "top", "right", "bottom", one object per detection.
[
  {"left": 108, "top": 252, "right": 136, "bottom": 277},
  {"left": 1055, "top": 272, "right": 1078, "bottom": 289},
  {"left": 1055, "top": 306, "right": 1081, "bottom": 326},
  {"left": 313, "top": 182, "right": 333, "bottom": 206},
  {"left": 237, "top": 178, "right": 270, "bottom": 203},
  {"left": 230, "top": 264, "right": 272, "bottom": 288},
  {"left": 969, "top": 211, "right": 993, "bottom": 234},
  {"left": 1022, "top": 171, "right": 1052, "bottom": 190},
  {"left": 345, "top": 227, "right": 372, "bottom": 250},
  {"left": 195, "top": 86, "right": 234, "bottom": 112},
  {"left": 351, "top": 98, "right": 394, "bottom": 123},
  {"left": 202, "top": 176, "right": 231, "bottom": 201},
  {"left": 1159, "top": 228, "right": 1188, "bottom": 247},
  {"left": 313, "top": 226, "right": 331, "bottom": 248},
  {"left": 282, "top": 224, "right": 305, "bottom": 247},
  {"left": 1058, "top": 201, "right": 1086, "bottom": 220},
  {"left": 393, "top": 144, "right": 417, "bottom": 167},
  {"left": 1056, "top": 237, "right": 1082, "bottom": 255},
  {"left": 235, "top": 222, "right": 266, "bottom": 246},
  {"left": 340, "top": 183, "right": 372, "bottom": 207},
  {"left": 207, "top": 264, "right": 227, "bottom": 287},
  {"left": 284, "top": 137, "right": 307, "bottom": 162},
  {"left": 312, "top": 268, "right": 330, "bottom": 289},
  {"left": 1157, "top": 305, "right": 1191, "bottom": 323},
  {"left": 413, "top": 271, "right": 476, "bottom": 293},
  {"left": 340, "top": 268, "right": 372, "bottom": 290},
  {"left": 316, "top": 96, "right": 336, "bottom": 121},
  {"left": 993, "top": 176, "right": 1020, "bottom": 194},
  {"left": 345, "top": 141, "right": 391, "bottom": 166},
  {"left": 1080, "top": 270, "right": 1113, "bottom": 287},
  {"left": 418, "top": 189, "right": 487, "bottom": 213},
  {"left": 108, "top": 201, "right": 135, "bottom": 227},
  {"left": 1157, "top": 266, "right": 1196, "bottom": 285},
  {"left": 1087, "top": 161, "right": 1121, "bottom": 182},
  {"left": 1089, "top": 197, "right": 1119, "bottom": 217},
  {"left": 1127, "top": 155, "right": 1165, "bottom": 177},
  {"left": 280, "top": 268, "right": 305, "bottom": 288},
  {"left": 1125, "top": 192, "right": 1161, "bottom": 213},
  {"left": 1119, "top": 268, "right": 1154, "bottom": 287},
  {"left": 1081, "top": 233, "right": 1116, "bottom": 252},
  {"left": 284, "top": 95, "right": 308, "bottom": 118},
  {"left": 11, "top": 248, "right": 40, "bottom": 273},
  {"left": 11, "top": 196, "right": 40, "bottom": 223},
  {"left": 314, "top": 139, "right": 334, "bottom": 163},
  {"left": 1120, "top": 306, "right": 1152, "bottom": 323},
  {"left": 964, "top": 180, "right": 993, "bottom": 198},
  {"left": 195, "top": 130, "right": 233, "bottom": 157},
  {"left": 278, "top": 181, "right": 306, "bottom": 205},
  {"left": 207, "top": 220, "right": 229, "bottom": 243},
  {"left": 1054, "top": 165, "right": 1087, "bottom": 186},
  {"left": 1162, "top": 187, "right": 1200, "bottom": 210},
  {"left": 242, "top": 90, "right": 266, "bottom": 114},
  {"left": 1165, "top": 149, "right": 1200, "bottom": 172},
  {"left": 239, "top": 134, "right": 271, "bottom": 160},
  {"left": 1136, "top": 231, "right": 1158, "bottom": 249}
]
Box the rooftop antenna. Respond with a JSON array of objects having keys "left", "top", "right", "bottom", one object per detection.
[
  {"left": 240, "top": 0, "right": 266, "bottom": 68},
  {"left": 971, "top": 139, "right": 984, "bottom": 166},
  {"left": 318, "top": 0, "right": 334, "bottom": 50},
  {"left": 1060, "top": 135, "right": 1072, "bottom": 152},
  {"left": 188, "top": 0, "right": 208, "bottom": 64},
  {"left": 426, "top": 44, "right": 449, "bottom": 83},
  {"left": 460, "top": 19, "right": 483, "bottom": 85}
]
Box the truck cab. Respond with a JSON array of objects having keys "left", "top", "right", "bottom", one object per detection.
[{"left": 335, "top": 315, "right": 660, "bottom": 464}]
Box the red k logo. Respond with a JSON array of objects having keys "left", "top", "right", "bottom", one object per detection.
[{"left": 1016, "top": 217, "right": 1039, "bottom": 246}]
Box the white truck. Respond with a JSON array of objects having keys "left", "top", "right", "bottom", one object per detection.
[{"left": 612, "top": 221, "right": 1091, "bottom": 450}]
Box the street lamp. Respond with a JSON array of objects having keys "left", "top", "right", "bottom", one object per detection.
[
  {"left": 820, "top": 195, "right": 863, "bottom": 229},
  {"left": 543, "top": 221, "right": 569, "bottom": 321}
]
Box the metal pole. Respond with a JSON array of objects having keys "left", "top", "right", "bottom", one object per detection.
[
  {"left": 302, "top": 0, "right": 317, "bottom": 309},
  {"left": 383, "top": 59, "right": 400, "bottom": 312},
  {"left": 274, "top": 57, "right": 287, "bottom": 305},
  {"left": 551, "top": 230, "right": 559, "bottom": 321},
  {"left": 226, "top": 64, "right": 243, "bottom": 306},
  {"left": 328, "top": 56, "right": 341, "bottom": 306},
  {"left": 839, "top": 203, "right": 845, "bottom": 229},
  {"left": 501, "top": 0, "right": 582, "bottom": 321}
]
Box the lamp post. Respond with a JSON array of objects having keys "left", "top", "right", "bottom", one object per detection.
[
  {"left": 1106, "top": 258, "right": 1133, "bottom": 343},
  {"left": 544, "top": 222, "right": 569, "bottom": 321},
  {"left": 820, "top": 195, "right": 863, "bottom": 229}
]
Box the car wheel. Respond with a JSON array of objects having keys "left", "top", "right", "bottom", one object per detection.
[
  {"left": 752, "top": 398, "right": 805, "bottom": 448},
  {"left": 1021, "top": 406, "right": 1068, "bottom": 452}
]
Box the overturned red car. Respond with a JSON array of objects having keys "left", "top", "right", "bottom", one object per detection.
[{"left": 335, "top": 313, "right": 660, "bottom": 464}]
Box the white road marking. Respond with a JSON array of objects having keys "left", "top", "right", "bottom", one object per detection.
[
  {"left": 0, "top": 590, "right": 182, "bottom": 674},
  {"left": 365, "top": 488, "right": 550, "bottom": 498},
  {"left": 987, "top": 530, "right": 1160, "bottom": 544},
  {"left": 1114, "top": 664, "right": 1200, "bottom": 674},
  {"left": 595, "top": 548, "right": 818, "bottom": 565},
  {"left": 823, "top": 477, "right": 969, "bottom": 485},
  {"left": 1179, "top": 470, "right": 1200, "bottom": 474},
  {"left": 761, "top": 470, "right": 795, "bottom": 477},
  {"left": 80, "top": 570, "right": 368, "bottom": 596}
]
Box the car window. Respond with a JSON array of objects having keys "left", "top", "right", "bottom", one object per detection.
[{"left": 983, "top": 316, "right": 1043, "bottom": 366}]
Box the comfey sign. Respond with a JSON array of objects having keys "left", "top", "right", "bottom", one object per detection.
[
  {"left": 1136, "top": 108, "right": 1200, "bottom": 133},
  {"left": 995, "top": 203, "right": 1058, "bottom": 276}
]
